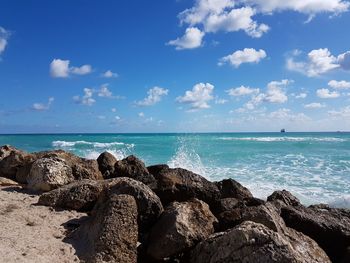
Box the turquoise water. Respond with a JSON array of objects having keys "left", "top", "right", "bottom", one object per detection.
[{"left": 1, "top": 133, "right": 349, "bottom": 207}]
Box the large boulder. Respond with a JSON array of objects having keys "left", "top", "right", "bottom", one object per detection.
[
  {"left": 97, "top": 151, "right": 117, "bottom": 178},
  {"left": 27, "top": 157, "right": 75, "bottom": 192},
  {"left": 113, "top": 155, "right": 156, "bottom": 187},
  {"left": 38, "top": 179, "right": 104, "bottom": 211},
  {"left": 190, "top": 221, "right": 330, "bottom": 263},
  {"left": 147, "top": 198, "right": 217, "bottom": 260},
  {"left": 0, "top": 145, "right": 35, "bottom": 180},
  {"left": 34, "top": 150, "right": 103, "bottom": 181},
  {"left": 215, "top": 178, "right": 253, "bottom": 200},
  {"left": 279, "top": 203, "right": 350, "bottom": 263},
  {"left": 72, "top": 194, "right": 138, "bottom": 263},
  {"left": 151, "top": 166, "right": 220, "bottom": 207},
  {"left": 267, "top": 190, "right": 302, "bottom": 207}
]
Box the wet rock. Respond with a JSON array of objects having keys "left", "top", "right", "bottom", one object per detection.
[
  {"left": 147, "top": 198, "right": 217, "bottom": 260},
  {"left": 279, "top": 202, "right": 350, "bottom": 263},
  {"left": 152, "top": 167, "right": 220, "bottom": 207},
  {"left": 38, "top": 180, "right": 104, "bottom": 212},
  {"left": 73, "top": 194, "right": 138, "bottom": 263},
  {"left": 147, "top": 164, "right": 169, "bottom": 176},
  {"left": 267, "top": 190, "right": 301, "bottom": 207},
  {"left": 215, "top": 178, "right": 253, "bottom": 200},
  {"left": 114, "top": 155, "right": 156, "bottom": 188},
  {"left": 190, "top": 221, "right": 330, "bottom": 263},
  {"left": 97, "top": 151, "right": 117, "bottom": 178},
  {"left": 27, "top": 157, "right": 75, "bottom": 192}
]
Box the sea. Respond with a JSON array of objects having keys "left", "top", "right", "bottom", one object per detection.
[{"left": 1, "top": 132, "right": 349, "bottom": 208}]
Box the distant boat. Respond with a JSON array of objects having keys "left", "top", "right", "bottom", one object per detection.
[{"left": 280, "top": 129, "right": 286, "bottom": 133}]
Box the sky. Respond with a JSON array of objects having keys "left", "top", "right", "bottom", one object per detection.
[{"left": 1, "top": 0, "right": 350, "bottom": 133}]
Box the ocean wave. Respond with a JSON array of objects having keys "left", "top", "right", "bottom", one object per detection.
[
  {"left": 84, "top": 149, "right": 127, "bottom": 160},
  {"left": 52, "top": 140, "right": 134, "bottom": 148},
  {"left": 219, "top": 137, "right": 346, "bottom": 142}
]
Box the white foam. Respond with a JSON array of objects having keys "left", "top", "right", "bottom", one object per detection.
[
  {"left": 52, "top": 140, "right": 134, "bottom": 148},
  {"left": 84, "top": 149, "right": 127, "bottom": 160},
  {"left": 219, "top": 137, "right": 346, "bottom": 142}
]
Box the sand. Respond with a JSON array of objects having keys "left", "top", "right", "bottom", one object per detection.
[{"left": 0, "top": 186, "right": 86, "bottom": 263}]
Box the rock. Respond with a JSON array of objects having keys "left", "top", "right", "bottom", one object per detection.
[
  {"left": 113, "top": 155, "right": 156, "bottom": 187},
  {"left": 97, "top": 151, "right": 117, "bottom": 178},
  {"left": 34, "top": 150, "right": 103, "bottom": 181},
  {"left": 38, "top": 180, "right": 104, "bottom": 211},
  {"left": 0, "top": 146, "right": 35, "bottom": 180},
  {"left": 147, "top": 164, "right": 169, "bottom": 176},
  {"left": 27, "top": 157, "right": 75, "bottom": 192},
  {"left": 215, "top": 178, "right": 253, "bottom": 200},
  {"left": 279, "top": 202, "right": 350, "bottom": 263},
  {"left": 73, "top": 194, "right": 138, "bottom": 263},
  {"left": 107, "top": 177, "right": 163, "bottom": 232},
  {"left": 267, "top": 190, "right": 301, "bottom": 207},
  {"left": 0, "top": 176, "right": 19, "bottom": 186},
  {"left": 147, "top": 198, "right": 217, "bottom": 260},
  {"left": 152, "top": 167, "right": 220, "bottom": 207},
  {"left": 190, "top": 221, "right": 330, "bottom": 263}
]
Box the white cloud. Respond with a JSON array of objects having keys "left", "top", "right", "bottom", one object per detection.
[
  {"left": 138, "top": 112, "right": 145, "bottom": 117},
  {"left": 176, "top": 82, "right": 214, "bottom": 111},
  {"left": 267, "top": 108, "right": 311, "bottom": 122},
  {"left": 111, "top": 108, "right": 117, "bottom": 112},
  {"left": 264, "top": 79, "right": 290, "bottom": 103},
  {"left": 97, "top": 115, "right": 106, "bottom": 120},
  {"left": 316, "top": 88, "right": 340, "bottom": 99},
  {"left": 115, "top": 116, "right": 121, "bottom": 120},
  {"left": 215, "top": 98, "right": 228, "bottom": 104},
  {"left": 98, "top": 84, "right": 113, "bottom": 98},
  {"left": 32, "top": 97, "right": 54, "bottom": 111},
  {"left": 0, "top": 27, "right": 10, "bottom": 56},
  {"left": 168, "top": 27, "right": 205, "bottom": 50},
  {"left": 328, "top": 106, "right": 350, "bottom": 118},
  {"left": 50, "top": 59, "right": 92, "bottom": 78},
  {"left": 287, "top": 48, "right": 350, "bottom": 77},
  {"left": 245, "top": 0, "right": 349, "bottom": 15},
  {"left": 295, "top": 93, "right": 307, "bottom": 99},
  {"left": 328, "top": 80, "right": 350, "bottom": 89},
  {"left": 136, "top": 87, "right": 169, "bottom": 106},
  {"left": 226, "top": 85, "right": 259, "bottom": 96},
  {"left": 219, "top": 48, "right": 266, "bottom": 67},
  {"left": 304, "top": 102, "right": 326, "bottom": 109},
  {"left": 73, "top": 88, "right": 96, "bottom": 106},
  {"left": 102, "top": 70, "right": 119, "bottom": 78}
]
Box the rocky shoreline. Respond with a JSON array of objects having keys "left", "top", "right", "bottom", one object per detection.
[{"left": 0, "top": 145, "right": 349, "bottom": 263}]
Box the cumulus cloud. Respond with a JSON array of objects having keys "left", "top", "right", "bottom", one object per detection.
[
  {"left": 267, "top": 108, "right": 311, "bottom": 122},
  {"left": 219, "top": 48, "right": 266, "bottom": 67},
  {"left": 316, "top": 88, "right": 340, "bottom": 99},
  {"left": 328, "top": 80, "right": 350, "bottom": 89},
  {"left": 227, "top": 85, "right": 259, "bottom": 96},
  {"left": 287, "top": 48, "right": 350, "bottom": 77},
  {"left": 50, "top": 59, "right": 92, "bottom": 78},
  {"left": 136, "top": 87, "right": 169, "bottom": 106},
  {"left": 168, "top": 27, "right": 205, "bottom": 50},
  {"left": 32, "top": 97, "right": 54, "bottom": 111},
  {"left": 0, "top": 27, "right": 10, "bottom": 56},
  {"left": 295, "top": 93, "right": 307, "bottom": 99},
  {"left": 304, "top": 102, "right": 326, "bottom": 109},
  {"left": 138, "top": 112, "right": 145, "bottom": 117},
  {"left": 176, "top": 82, "right": 214, "bottom": 111},
  {"left": 102, "top": 70, "right": 119, "bottom": 78},
  {"left": 328, "top": 106, "right": 350, "bottom": 118},
  {"left": 73, "top": 88, "right": 96, "bottom": 106}
]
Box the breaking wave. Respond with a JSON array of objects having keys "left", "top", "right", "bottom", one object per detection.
[{"left": 219, "top": 137, "right": 346, "bottom": 142}]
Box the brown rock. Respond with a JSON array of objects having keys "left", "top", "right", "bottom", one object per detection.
[
  {"left": 267, "top": 190, "right": 301, "bottom": 207},
  {"left": 215, "top": 178, "right": 253, "bottom": 200},
  {"left": 0, "top": 176, "right": 19, "bottom": 186},
  {"left": 147, "top": 198, "right": 217, "bottom": 260},
  {"left": 97, "top": 151, "right": 117, "bottom": 178}
]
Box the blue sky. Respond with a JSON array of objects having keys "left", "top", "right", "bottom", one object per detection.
[{"left": 1, "top": 0, "right": 350, "bottom": 133}]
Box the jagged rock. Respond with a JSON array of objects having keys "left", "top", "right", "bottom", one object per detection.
[
  {"left": 267, "top": 190, "right": 301, "bottom": 207},
  {"left": 215, "top": 178, "right": 253, "bottom": 200},
  {"left": 147, "top": 198, "right": 217, "bottom": 260},
  {"left": 38, "top": 180, "right": 104, "bottom": 211},
  {"left": 0, "top": 176, "right": 19, "bottom": 186},
  {"left": 0, "top": 146, "right": 35, "bottom": 180},
  {"left": 107, "top": 177, "right": 163, "bottom": 232},
  {"left": 279, "top": 202, "right": 350, "bottom": 263},
  {"left": 73, "top": 194, "right": 138, "bottom": 263},
  {"left": 34, "top": 150, "right": 103, "bottom": 181},
  {"left": 97, "top": 151, "right": 117, "bottom": 178},
  {"left": 113, "top": 155, "right": 156, "bottom": 188},
  {"left": 190, "top": 221, "right": 330, "bottom": 263},
  {"left": 147, "top": 164, "right": 169, "bottom": 176},
  {"left": 152, "top": 167, "right": 220, "bottom": 207},
  {"left": 27, "top": 157, "right": 75, "bottom": 191}
]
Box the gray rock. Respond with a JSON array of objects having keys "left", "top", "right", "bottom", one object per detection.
[
  {"left": 73, "top": 194, "right": 138, "bottom": 263},
  {"left": 27, "top": 157, "right": 75, "bottom": 191},
  {"left": 215, "top": 178, "right": 253, "bottom": 200},
  {"left": 147, "top": 198, "right": 217, "bottom": 260},
  {"left": 267, "top": 190, "right": 301, "bottom": 207},
  {"left": 190, "top": 221, "right": 330, "bottom": 263}
]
